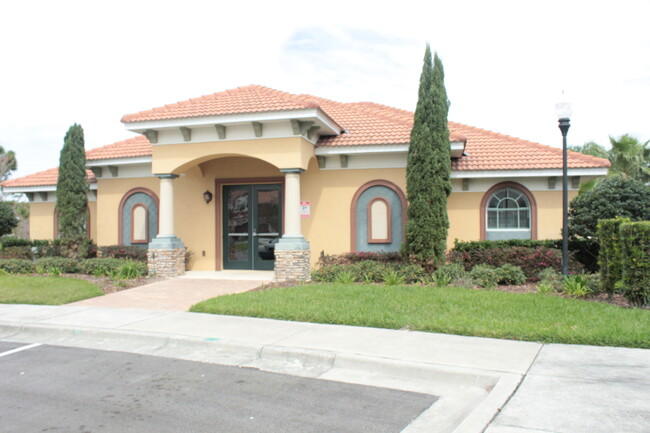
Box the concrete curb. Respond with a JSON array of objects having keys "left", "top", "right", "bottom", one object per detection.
[{"left": 0, "top": 320, "right": 523, "bottom": 433}]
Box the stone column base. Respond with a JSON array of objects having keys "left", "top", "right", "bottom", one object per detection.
[
  {"left": 147, "top": 248, "right": 186, "bottom": 278},
  {"left": 275, "top": 249, "right": 311, "bottom": 283}
]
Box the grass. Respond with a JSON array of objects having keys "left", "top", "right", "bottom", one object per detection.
[
  {"left": 190, "top": 283, "right": 650, "bottom": 348},
  {"left": 0, "top": 275, "right": 103, "bottom": 305}
]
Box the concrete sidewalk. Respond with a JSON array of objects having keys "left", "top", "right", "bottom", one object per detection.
[{"left": 1, "top": 304, "right": 648, "bottom": 433}]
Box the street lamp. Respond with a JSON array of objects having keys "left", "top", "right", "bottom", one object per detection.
[{"left": 555, "top": 100, "right": 572, "bottom": 276}]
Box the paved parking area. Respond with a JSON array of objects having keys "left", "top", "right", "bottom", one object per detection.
[{"left": 0, "top": 342, "right": 435, "bottom": 433}]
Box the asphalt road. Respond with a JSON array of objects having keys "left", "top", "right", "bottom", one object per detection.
[{"left": 0, "top": 341, "right": 436, "bottom": 433}]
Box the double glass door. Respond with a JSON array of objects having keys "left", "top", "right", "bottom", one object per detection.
[{"left": 223, "top": 184, "right": 282, "bottom": 270}]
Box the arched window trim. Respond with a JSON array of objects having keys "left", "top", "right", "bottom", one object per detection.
[
  {"left": 350, "top": 180, "right": 407, "bottom": 252},
  {"left": 367, "top": 197, "right": 392, "bottom": 244},
  {"left": 130, "top": 204, "right": 149, "bottom": 244},
  {"left": 118, "top": 187, "right": 160, "bottom": 246},
  {"left": 480, "top": 182, "right": 537, "bottom": 240}
]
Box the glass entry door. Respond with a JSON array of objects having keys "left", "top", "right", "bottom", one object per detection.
[{"left": 223, "top": 184, "right": 282, "bottom": 270}]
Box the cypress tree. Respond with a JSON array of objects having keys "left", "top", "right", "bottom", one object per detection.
[
  {"left": 56, "top": 124, "right": 88, "bottom": 255},
  {"left": 403, "top": 45, "right": 451, "bottom": 266}
]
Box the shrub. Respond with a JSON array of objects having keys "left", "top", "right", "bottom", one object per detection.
[
  {"left": 569, "top": 177, "right": 650, "bottom": 271},
  {"left": 0, "top": 238, "right": 32, "bottom": 248},
  {"left": 469, "top": 264, "right": 498, "bottom": 289},
  {"left": 317, "top": 251, "right": 403, "bottom": 267},
  {"left": 619, "top": 221, "right": 650, "bottom": 306},
  {"left": 79, "top": 258, "right": 131, "bottom": 276},
  {"left": 111, "top": 260, "right": 147, "bottom": 280},
  {"left": 536, "top": 281, "right": 555, "bottom": 294},
  {"left": 0, "top": 259, "right": 35, "bottom": 274},
  {"left": 435, "top": 263, "right": 467, "bottom": 281},
  {"left": 495, "top": 264, "right": 526, "bottom": 285},
  {"left": 449, "top": 243, "right": 582, "bottom": 281},
  {"left": 34, "top": 257, "right": 79, "bottom": 273},
  {"left": 0, "top": 202, "right": 18, "bottom": 237},
  {"left": 312, "top": 260, "right": 426, "bottom": 284},
  {"left": 0, "top": 246, "right": 33, "bottom": 260},
  {"left": 383, "top": 270, "right": 405, "bottom": 286},
  {"left": 563, "top": 275, "right": 591, "bottom": 298},
  {"left": 99, "top": 245, "right": 147, "bottom": 261},
  {"left": 598, "top": 217, "right": 629, "bottom": 294},
  {"left": 333, "top": 270, "right": 356, "bottom": 284}
]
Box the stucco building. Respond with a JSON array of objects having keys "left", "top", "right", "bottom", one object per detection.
[{"left": 1, "top": 85, "right": 610, "bottom": 280}]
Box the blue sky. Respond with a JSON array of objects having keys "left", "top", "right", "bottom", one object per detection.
[{"left": 1, "top": 0, "right": 649, "bottom": 180}]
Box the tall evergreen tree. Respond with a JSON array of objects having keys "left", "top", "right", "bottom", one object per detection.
[
  {"left": 403, "top": 45, "right": 451, "bottom": 265},
  {"left": 56, "top": 124, "right": 88, "bottom": 249}
]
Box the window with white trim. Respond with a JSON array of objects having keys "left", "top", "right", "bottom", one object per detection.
[{"left": 486, "top": 187, "right": 531, "bottom": 240}]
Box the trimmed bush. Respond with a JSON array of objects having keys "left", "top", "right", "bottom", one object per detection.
[
  {"left": 99, "top": 245, "right": 147, "bottom": 261},
  {"left": 495, "top": 264, "right": 526, "bottom": 285},
  {"left": 449, "top": 244, "right": 582, "bottom": 281},
  {"left": 312, "top": 260, "right": 426, "bottom": 284},
  {"left": 34, "top": 257, "right": 79, "bottom": 274},
  {"left": 317, "top": 251, "right": 403, "bottom": 267},
  {"left": 469, "top": 264, "right": 498, "bottom": 288},
  {"left": 0, "top": 238, "right": 32, "bottom": 248},
  {"left": 598, "top": 217, "right": 629, "bottom": 294},
  {"left": 79, "top": 258, "right": 130, "bottom": 276},
  {"left": 0, "top": 246, "right": 33, "bottom": 260},
  {"left": 619, "top": 221, "right": 650, "bottom": 306},
  {"left": 0, "top": 259, "right": 35, "bottom": 274}
]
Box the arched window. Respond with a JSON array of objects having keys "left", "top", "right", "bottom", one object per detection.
[
  {"left": 131, "top": 204, "right": 149, "bottom": 244},
  {"left": 351, "top": 180, "right": 406, "bottom": 252},
  {"left": 481, "top": 183, "right": 536, "bottom": 240},
  {"left": 119, "top": 188, "right": 159, "bottom": 246},
  {"left": 368, "top": 198, "right": 391, "bottom": 243}
]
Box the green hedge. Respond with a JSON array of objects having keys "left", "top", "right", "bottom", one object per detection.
[
  {"left": 0, "top": 259, "right": 35, "bottom": 274},
  {"left": 0, "top": 246, "right": 33, "bottom": 260},
  {"left": 598, "top": 218, "right": 629, "bottom": 294},
  {"left": 620, "top": 221, "right": 650, "bottom": 306},
  {"left": 99, "top": 245, "right": 147, "bottom": 261},
  {"left": 34, "top": 257, "right": 80, "bottom": 273}
]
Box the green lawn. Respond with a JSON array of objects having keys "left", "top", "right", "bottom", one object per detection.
[
  {"left": 0, "top": 275, "right": 103, "bottom": 305},
  {"left": 191, "top": 283, "right": 650, "bottom": 348}
]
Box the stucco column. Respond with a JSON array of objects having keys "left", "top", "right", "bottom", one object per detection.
[
  {"left": 149, "top": 174, "right": 184, "bottom": 250},
  {"left": 276, "top": 169, "right": 309, "bottom": 249},
  {"left": 274, "top": 168, "right": 310, "bottom": 283}
]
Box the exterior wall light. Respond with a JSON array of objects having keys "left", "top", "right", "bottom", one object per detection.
[{"left": 203, "top": 190, "right": 213, "bottom": 204}]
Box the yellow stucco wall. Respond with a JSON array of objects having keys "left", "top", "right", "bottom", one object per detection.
[
  {"left": 95, "top": 177, "right": 160, "bottom": 246},
  {"left": 447, "top": 192, "right": 482, "bottom": 247},
  {"left": 300, "top": 160, "right": 407, "bottom": 264},
  {"left": 152, "top": 137, "right": 314, "bottom": 174},
  {"left": 28, "top": 200, "right": 97, "bottom": 241},
  {"left": 29, "top": 202, "right": 56, "bottom": 240},
  {"left": 534, "top": 190, "right": 579, "bottom": 240}
]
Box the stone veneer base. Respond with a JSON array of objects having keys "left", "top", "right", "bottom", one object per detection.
[
  {"left": 274, "top": 249, "right": 311, "bottom": 283},
  {"left": 147, "top": 248, "right": 186, "bottom": 278}
]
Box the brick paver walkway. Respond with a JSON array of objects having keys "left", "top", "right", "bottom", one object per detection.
[{"left": 69, "top": 278, "right": 264, "bottom": 311}]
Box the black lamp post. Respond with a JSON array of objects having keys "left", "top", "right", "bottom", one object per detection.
[{"left": 556, "top": 101, "right": 572, "bottom": 276}]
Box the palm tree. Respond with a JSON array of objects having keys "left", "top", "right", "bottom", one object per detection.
[{"left": 608, "top": 134, "right": 650, "bottom": 183}]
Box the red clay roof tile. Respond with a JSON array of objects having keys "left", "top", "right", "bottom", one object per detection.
[
  {"left": 1, "top": 167, "right": 96, "bottom": 188},
  {"left": 3, "top": 85, "right": 610, "bottom": 189}
]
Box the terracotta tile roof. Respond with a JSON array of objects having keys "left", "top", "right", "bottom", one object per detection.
[
  {"left": 86, "top": 135, "right": 152, "bottom": 161},
  {"left": 1, "top": 167, "right": 96, "bottom": 188},
  {"left": 3, "top": 86, "right": 610, "bottom": 190},
  {"left": 121, "top": 85, "right": 320, "bottom": 123},
  {"left": 448, "top": 122, "right": 611, "bottom": 171}
]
